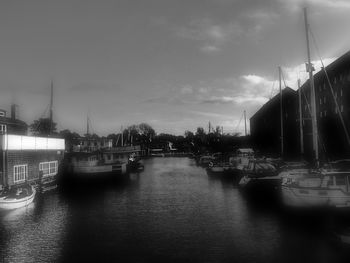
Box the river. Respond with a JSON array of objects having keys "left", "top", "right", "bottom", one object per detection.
[{"left": 0, "top": 157, "right": 349, "bottom": 263}]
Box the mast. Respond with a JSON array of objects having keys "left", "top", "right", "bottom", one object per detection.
[
  {"left": 244, "top": 110, "right": 247, "bottom": 136},
  {"left": 86, "top": 115, "right": 90, "bottom": 135},
  {"left": 298, "top": 79, "right": 304, "bottom": 156},
  {"left": 121, "top": 126, "right": 124, "bottom": 146},
  {"left": 304, "top": 7, "right": 319, "bottom": 166},
  {"left": 49, "top": 80, "right": 53, "bottom": 135},
  {"left": 279, "top": 67, "right": 284, "bottom": 156}
]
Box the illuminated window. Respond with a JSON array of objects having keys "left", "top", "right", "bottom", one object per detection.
[
  {"left": 39, "top": 161, "right": 58, "bottom": 177},
  {"left": 14, "top": 164, "right": 27, "bottom": 183},
  {"left": 0, "top": 124, "right": 6, "bottom": 134}
]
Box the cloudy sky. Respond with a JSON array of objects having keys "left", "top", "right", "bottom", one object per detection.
[{"left": 0, "top": 0, "right": 349, "bottom": 136}]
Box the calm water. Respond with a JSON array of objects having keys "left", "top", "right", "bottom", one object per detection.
[{"left": 0, "top": 157, "right": 349, "bottom": 263}]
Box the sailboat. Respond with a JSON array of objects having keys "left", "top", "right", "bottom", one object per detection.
[{"left": 281, "top": 8, "right": 350, "bottom": 208}]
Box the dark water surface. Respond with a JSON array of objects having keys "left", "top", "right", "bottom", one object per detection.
[{"left": 0, "top": 157, "right": 349, "bottom": 263}]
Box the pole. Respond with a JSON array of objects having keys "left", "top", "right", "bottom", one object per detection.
[
  {"left": 279, "top": 67, "right": 284, "bottom": 156},
  {"left": 121, "top": 126, "right": 124, "bottom": 146},
  {"left": 298, "top": 79, "right": 304, "bottom": 156},
  {"left": 244, "top": 110, "right": 247, "bottom": 136},
  {"left": 304, "top": 7, "right": 319, "bottom": 166},
  {"left": 49, "top": 80, "right": 53, "bottom": 135}
]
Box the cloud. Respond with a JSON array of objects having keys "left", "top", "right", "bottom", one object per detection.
[
  {"left": 278, "top": 0, "right": 350, "bottom": 12},
  {"left": 175, "top": 19, "right": 243, "bottom": 52},
  {"left": 200, "top": 45, "right": 220, "bottom": 53}
]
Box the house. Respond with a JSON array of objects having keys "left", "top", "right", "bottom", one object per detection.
[{"left": 0, "top": 105, "right": 65, "bottom": 191}]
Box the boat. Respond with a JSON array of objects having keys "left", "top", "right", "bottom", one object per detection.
[
  {"left": 238, "top": 159, "right": 280, "bottom": 196},
  {"left": 282, "top": 169, "right": 350, "bottom": 208},
  {"left": 128, "top": 153, "right": 144, "bottom": 172},
  {"left": 0, "top": 183, "right": 36, "bottom": 210},
  {"left": 67, "top": 151, "right": 128, "bottom": 180},
  {"left": 281, "top": 8, "right": 350, "bottom": 209}
]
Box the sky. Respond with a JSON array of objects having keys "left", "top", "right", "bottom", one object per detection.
[{"left": 0, "top": 0, "right": 349, "bottom": 136}]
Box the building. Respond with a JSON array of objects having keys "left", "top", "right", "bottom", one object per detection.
[
  {"left": 300, "top": 51, "right": 350, "bottom": 160},
  {"left": 250, "top": 87, "right": 299, "bottom": 158},
  {"left": 0, "top": 104, "right": 65, "bottom": 190},
  {"left": 0, "top": 105, "right": 28, "bottom": 135},
  {"left": 0, "top": 134, "right": 65, "bottom": 189}
]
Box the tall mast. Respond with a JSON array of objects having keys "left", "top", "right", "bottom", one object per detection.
[
  {"left": 49, "top": 79, "right": 53, "bottom": 134},
  {"left": 304, "top": 7, "right": 319, "bottom": 166},
  {"left": 244, "top": 110, "right": 247, "bottom": 136},
  {"left": 298, "top": 79, "right": 304, "bottom": 156},
  {"left": 279, "top": 67, "right": 284, "bottom": 156},
  {"left": 121, "top": 126, "right": 124, "bottom": 146},
  {"left": 86, "top": 115, "right": 90, "bottom": 135}
]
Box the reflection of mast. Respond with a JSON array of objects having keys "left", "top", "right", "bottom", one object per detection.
[
  {"left": 304, "top": 7, "right": 319, "bottom": 166},
  {"left": 298, "top": 79, "right": 304, "bottom": 156}
]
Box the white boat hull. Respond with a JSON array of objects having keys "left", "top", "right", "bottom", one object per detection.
[
  {"left": 0, "top": 188, "right": 36, "bottom": 210},
  {"left": 281, "top": 185, "right": 350, "bottom": 208},
  {"left": 73, "top": 163, "right": 127, "bottom": 176}
]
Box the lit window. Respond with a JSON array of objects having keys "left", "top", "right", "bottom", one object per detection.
[
  {"left": 0, "top": 124, "right": 6, "bottom": 134},
  {"left": 0, "top": 111, "right": 5, "bottom": 117},
  {"left": 39, "top": 161, "right": 58, "bottom": 177},
  {"left": 14, "top": 164, "right": 27, "bottom": 183}
]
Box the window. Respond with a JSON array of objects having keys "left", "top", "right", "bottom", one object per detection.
[
  {"left": 0, "top": 111, "right": 5, "bottom": 117},
  {"left": 324, "top": 110, "right": 327, "bottom": 117},
  {"left": 324, "top": 97, "right": 326, "bottom": 103},
  {"left": 320, "top": 98, "right": 322, "bottom": 105},
  {"left": 0, "top": 124, "right": 6, "bottom": 134},
  {"left": 335, "top": 175, "right": 347, "bottom": 186},
  {"left": 320, "top": 112, "right": 323, "bottom": 118},
  {"left": 341, "top": 105, "right": 344, "bottom": 113},
  {"left": 14, "top": 164, "right": 27, "bottom": 183},
  {"left": 39, "top": 161, "right": 58, "bottom": 177}
]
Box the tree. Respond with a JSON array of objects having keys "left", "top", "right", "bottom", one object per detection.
[
  {"left": 30, "top": 118, "right": 57, "bottom": 136},
  {"left": 184, "top": 130, "right": 194, "bottom": 139},
  {"left": 138, "top": 123, "right": 156, "bottom": 138},
  {"left": 195, "top": 127, "right": 205, "bottom": 136}
]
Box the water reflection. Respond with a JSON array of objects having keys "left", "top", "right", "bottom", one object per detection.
[{"left": 0, "top": 157, "right": 349, "bottom": 262}]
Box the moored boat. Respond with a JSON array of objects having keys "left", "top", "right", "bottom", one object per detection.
[
  {"left": 0, "top": 184, "right": 36, "bottom": 210},
  {"left": 281, "top": 170, "right": 350, "bottom": 208}
]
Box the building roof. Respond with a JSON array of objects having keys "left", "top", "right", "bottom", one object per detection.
[
  {"left": 300, "top": 50, "right": 350, "bottom": 90},
  {"left": 0, "top": 116, "right": 28, "bottom": 129},
  {"left": 250, "top": 87, "right": 297, "bottom": 121}
]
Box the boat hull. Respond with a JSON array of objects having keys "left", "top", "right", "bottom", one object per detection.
[
  {"left": 0, "top": 188, "right": 36, "bottom": 210},
  {"left": 281, "top": 185, "right": 350, "bottom": 208}
]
